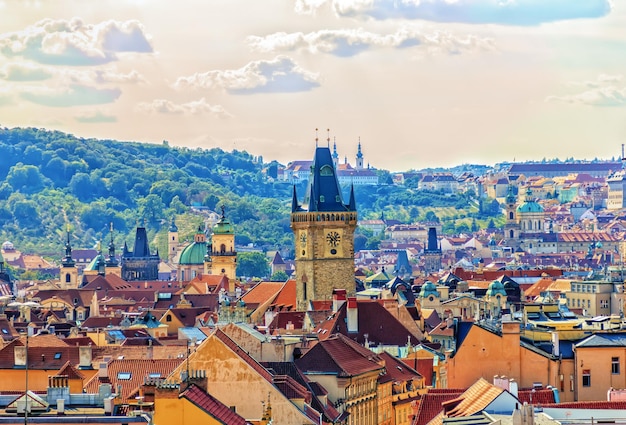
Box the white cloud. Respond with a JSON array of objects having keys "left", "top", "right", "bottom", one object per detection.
[
  {"left": 173, "top": 56, "right": 320, "bottom": 94},
  {"left": 247, "top": 27, "right": 494, "bottom": 57},
  {"left": 75, "top": 110, "right": 117, "bottom": 123},
  {"left": 546, "top": 75, "right": 626, "bottom": 107},
  {"left": 295, "top": 0, "right": 611, "bottom": 25},
  {"left": 0, "top": 18, "right": 153, "bottom": 66},
  {"left": 135, "top": 98, "right": 233, "bottom": 118},
  {"left": 0, "top": 63, "right": 52, "bottom": 81},
  {"left": 20, "top": 83, "right": 121, "bottom": 107}
]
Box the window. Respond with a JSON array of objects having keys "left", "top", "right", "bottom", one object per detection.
[
  {"left": 54, "top": 352, "right": 62, "bottom": 359},
  {"left": 117, "top": 372, "right": 132, "bottom": 380},
  {"left": 148, "top": 373, "right": 161, "bottom": 378},
  {"left": 166, "top": 314, "right": 172, "bottom": 322},
  {"left": 582, "top": 369, "right": 591, "bottom": 387},
  {"left": 612, "top": 357, "right": 620, "bottom": 375}
]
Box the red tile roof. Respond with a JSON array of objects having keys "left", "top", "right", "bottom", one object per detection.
[
  {"left": 295, "top": 333, "right": 383, "bottom": 378},
  {"left": 180, "top": 384, "right": 249, "bottom": 425},
  {"left": 84, "top": 358, "right": 184, "bottom": 401},
  {"left": 56, "top": 361, "right": 85, "bottom": 380},
  {"left": 517, "top": 388, "right": 555, "bottom": 405},
  {"left": 413, "top": 391, "right": 463, "bottom": 425}
]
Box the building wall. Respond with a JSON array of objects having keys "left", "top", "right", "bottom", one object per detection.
[
  {"left": 575, "top": 345, "right": 626, "bottom": 401},
  {"left": 170, "top": 335, "right": 314, "bottom": 424},
  {"left": 305, "top": 370, "right": 379, "bottom": 425},
  {"left": 446, "top": 322, "right": 576, "bottom": 402},
  {"left": 154, "top": 392, "right": 223, "bottom": 425}
]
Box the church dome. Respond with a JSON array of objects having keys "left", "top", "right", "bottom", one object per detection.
[
  {"left": 419, "top": 281, "right": 440, "bottom": 299},
  {"left": 85, "top": 252, "right": 106, "bottom": 272},
  {"left": 486, "top": 280, "right": 507, "bottom": 297},
  {"left": 179, "top": 240, "right": 208, "bottom": 265},
  {"left": 516, "top": 187, "right": 544, "bottom": 214}
]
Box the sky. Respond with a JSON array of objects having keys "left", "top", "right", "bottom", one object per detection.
[{"left": 0, "top": 0, "right": 625, "bottom": 172}]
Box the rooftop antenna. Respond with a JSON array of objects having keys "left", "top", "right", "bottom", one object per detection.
[
  {"left": 315, "top": 128, "right": 318, "bottom": 147},
  {"left": 327, "top": 128, "right": 330, "bottom": 147}
]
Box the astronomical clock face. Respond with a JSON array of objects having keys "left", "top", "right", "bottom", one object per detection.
[
  {"left": 298, "top": 230, "right": 307, "bottom": 258},
  {"left": 325, "top": 229, "right": 343, "bottom": 256}
]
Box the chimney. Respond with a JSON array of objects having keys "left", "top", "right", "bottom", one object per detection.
[
  {"left": 551, "top": 332, "right": 559, "bottom": 357},
  {"left": 347, "top": 297, "right": 358, "bottom": 333},
  {"left": 186, "top": 369, "right": 208, "bottom": 393},
  {"left": 14, "top": 346, "right": 26, "bottom": 367},
  {"left": 79, "top": 346, "right": 93, "bottom": 369},
  {"left": 332, "top": 289, "right": 347, "bottom": 312}
]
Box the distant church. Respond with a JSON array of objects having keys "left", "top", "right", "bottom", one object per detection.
[{"left": 291, "top": 137, "right": 358, "bottom": 311}]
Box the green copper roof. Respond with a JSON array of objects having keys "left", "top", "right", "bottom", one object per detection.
[
  {"left": 179, "top": 241, "right": 208, "bottom": 265},
  {"left": 213, "top": 207, "right": 234, "bottom": 234}
]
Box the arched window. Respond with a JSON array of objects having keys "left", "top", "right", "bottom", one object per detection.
[
  {"left": 509, "top": 211, "right": 514, "bottom": 220},
  {"left": 65, "top": 273, "right": 71, "bottom": 283},
  {"left": 220, "top": 244, "right": 226, "bottom": 254}
]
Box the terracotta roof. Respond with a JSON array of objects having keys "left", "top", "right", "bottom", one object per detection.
[
  {"left": 378, "top": 351, "right": 422, "bottom": 384},
  {"left": 80, "top": 316, "right": 124, "bottom": 329},
  {"left": 181, "top": 384, "right": 249, "bottom": 425},
  {"left": 270, "top": 279, "right": 296, "bottom": 310},
  {"left": 314, "top": 300, "right": 423, "bottom": 347},
  {"left": 268, "top": 311, "right": 306, "bottom": 331},
  {"left": 56, "top": 361, "right": 85, "bottom": 380},
  {"left": 241, "top": 281, "right": 284, "bottom": 305},
  {"left": 517, "top": 388, "right": 555, "bottom": 405},
  {"left": 84, "top": 358, "right": 184, "bottom": 401},
  {"left": 309, "top": 300, "right": 332, "bottom": 311},
  {"left": 414, "top": 391, "right": 463, "bottom": 425},
  {"left": 295, "top": 333, "right": 383, "bottom": 378},
  {"left": 429, "top": 378, "right": 505, "bottom": 425}
]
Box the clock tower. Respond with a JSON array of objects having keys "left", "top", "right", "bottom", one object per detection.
[{"left": 291, "top": 143, "right": 357, "bottom": 311}]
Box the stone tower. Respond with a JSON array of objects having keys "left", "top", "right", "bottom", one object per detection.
[
  {"left": 291, "top": 144, "right": 357, "bottom": 311},
  {"left": 423, "top": 227, "right": 442, "bottom": 274}
]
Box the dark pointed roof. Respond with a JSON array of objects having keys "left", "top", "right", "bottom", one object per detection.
[
  {"left": 131, "top": 227, "right": 151, "bottom": 257},
  {"left": 301, "top": 146, "right": 354, "bottom": 213}
]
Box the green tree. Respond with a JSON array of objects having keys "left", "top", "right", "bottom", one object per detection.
[
  {"left": 236, "top": 252, "right": 270, "bottom": 279},
  {"left": 270, "top": 270, "right": 289, "bottom": 282}
]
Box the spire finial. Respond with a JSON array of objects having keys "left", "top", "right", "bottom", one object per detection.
[
  {"left": 326, "top": 128, "right": 330, "bottom": 147},
  {"left": 315, "top": 128, "right": 318, "bottom": 147}
]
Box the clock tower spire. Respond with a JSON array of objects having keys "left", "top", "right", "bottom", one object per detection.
[{"left": 291, "top": 134, "right": 357, "bottom": 311}]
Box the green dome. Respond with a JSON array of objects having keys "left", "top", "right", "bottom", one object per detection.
[
  {"left": 516, "top": 202, "right": 544, "bottom": 214},
  {"left": 486, "top": 280, "right": 507, "bottom": 297},
  {"left": 85, "top": 253, "right": 106, "bottom": 271},
  {"left": 179, "top": 241, "right": 208, "bottom": 265},
  {"left": 419, "top": 281, "right": 440, "bottom": 298},
  {"left": 516, "top": 187, "right": 544, "bottom": 214},
  {"left": 213, "top": 216, "right": 234, "bottom": 234}
]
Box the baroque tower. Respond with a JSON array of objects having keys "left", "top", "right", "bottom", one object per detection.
[
  {"left": 168, "top": 216, "right": 179, "bottom": 262},
  {"left": 503, "top": 184, "right": 520, "bottom": 247},
  {"left": 356, "top": 138, "right": 364, "bottom": 170},
  {"left": 60, "top": 227, "right": 78, "bottom": 289},
  {"left": 210, "top": 206, "right": 237, "bottom": 284},
  {"left": 291, "top": 142, "right": 357, "bottom": 311}
]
